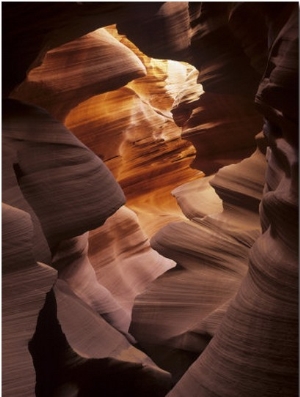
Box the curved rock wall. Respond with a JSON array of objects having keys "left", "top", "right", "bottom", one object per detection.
[
  {"left": 2, "top": 2, "right": 298, "bottom": 397},
  {"left": 130, "top": 133, "right": 267, "bottom": 381},
  {"left": 11, "top": 28, "right": 146, "bottom": 121},
  {"left": 165, "top": 3, "right": 298, "bottom": 396},
  {"left": 2, "top": 203, "right": 57, "bottom": 397}
]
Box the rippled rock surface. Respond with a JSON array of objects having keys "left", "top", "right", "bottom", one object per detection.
[
  {"left": 11, "top": 28, "right": 146, "bottom": 121},
  {"left": 130, "top": 134, "right": 267, "bottom": 381},
  {"left": 2, "top": 2, "right": 298, "bottom": 397},
  {"left": 2, "top": 203, "right": 57, "bottom": 397},
  {"left": 2, "top": 99, "right": 173, "bottom": 396},
  {"left": 166, "top": 4, "right": 298, "bottom": 396}
]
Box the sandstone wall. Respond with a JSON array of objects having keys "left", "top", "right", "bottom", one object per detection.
[{"left": 2, "top": 3, "right": 298, "bottom": 396}]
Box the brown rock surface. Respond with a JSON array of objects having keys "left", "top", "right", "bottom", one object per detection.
[
  {"left": 3, "top": 99, "right": 125, "bottom": 250},
  {"left": 2, "top": 203, "right": 57, "bottom": 397},
  {"left": 2, "top": 97, "right": 174, "bottom": 396},
  {"left": 166, "top": 3, "right": 298, "bottom": 396},
  {"left": 2, "top": 2, "right": 164, "bottom": 96},
  {"left": 172, "top": 92, "right": 263, "bottom": 174},
  {"left": 52, "top": 232, "right": 133, "bottom": 339},
  {"left": 130, "top": 135, "right": 267, "bottom": 381},
  {"left": 2, "top": 2, "right": 298, "bottom": 397},
  {"left": 54, "top": 279, "right": 173, "bottom": 394},
  {"left": 13, "top": 23, "right": 201, "bottom": 235},
  {"left": 11, "top": 28, "right": 146, "bottom": 121},
  {"left": 88, "top": 206, "right": 175, "bottom": 318},
  {"left": 29, "top": 285, "right": 172, "bottom": 397}
]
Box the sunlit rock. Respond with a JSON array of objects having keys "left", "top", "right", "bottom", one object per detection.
[
  {"left": 3, "top": 2, "right": 165, "bottom": 96},
  {"left": 65, "top": 86, "right": 181, "bottom": 178},
  {"left": 65, "top": 82, "right": 199, "bottom": 235},
  {"left": 12, "top": 22, "right": 201, "bottom": 234},
  {"left": 52, "top": 232, "right": 134, "bottom": 339},
  {"left": 107, "top": 24, "right": 193, "bottom": 113},
  {"left": 88, "top": 206, "right": 176, "bottom": 317},
  {"left": 2, "top": 2, "right": 298, "bottom": 396},
  {"left": 52, "top": 206, "right": 176, "bottom": 338},
  {"left": 130, "top": 134, "right": 267, "bottom": 381},
  {"left": 11, "top": 28, "right": 146, "bottom": 121},
  {"left": 2, "top": 95, "right": 175, "bottom": 396}
]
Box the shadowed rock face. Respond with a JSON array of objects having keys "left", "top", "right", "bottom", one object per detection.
[
  {"left": 164, "top": 4, "right": 299, "bottom": 396},
  {"left": 2, "top": 98, "right": 126, "bottom": 249},
  {"left": 2, "top": 2, "right": 298, "bottom": 397},
  {"left": 2, "top": 203, "right": 57, "bottom": 397}
]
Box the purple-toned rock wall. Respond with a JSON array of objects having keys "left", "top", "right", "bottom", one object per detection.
[{"left": 2, "top": 3, "right": 298, "bottom": 396}]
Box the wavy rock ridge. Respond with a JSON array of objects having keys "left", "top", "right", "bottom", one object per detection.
[{"left": 2, "top": 3, "right": 298, "bottom": 397}]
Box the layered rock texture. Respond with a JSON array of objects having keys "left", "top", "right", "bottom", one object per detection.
[{"left": 3, "top": 2, "right": 298, "bottom": 397}]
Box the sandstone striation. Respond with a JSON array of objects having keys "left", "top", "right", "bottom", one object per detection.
[
  {"left": 2, "top": 98, "right": 174, "bottom": 395},
  {"left": 165, "top": 3, "right": 299, "bottom": 396},
  {"left": 12, "top": 24, "right": 201, "bottom": 234},
  {"left": 172, "top": 92, "right": 264, "bottom": 174},
  {"left": 30, "top": 284, "right": 172, "bottom": 397},
  {"left": 130, "top": 134, "right": 267, "bottom": 381},
  {"left": 2, "top": 99, "right": 125, "bottom": 249},
  {"left": 2, "top": 203, "right": 57, "bottom": 397},
  {"left": 88, "top": 206, "right": 176, "bottom": 320},
  {"left": 11, "top": 28, "right": 146, "bottom": 121},
  {"left": 2, "top": 2, "right": 298, "bottom": 397}
]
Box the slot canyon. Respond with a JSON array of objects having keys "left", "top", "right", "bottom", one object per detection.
[{"left": 2, "top": 2, "right": 298, "bottom": 397}]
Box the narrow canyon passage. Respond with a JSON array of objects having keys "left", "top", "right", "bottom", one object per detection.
[{"left": 2, "top": 3, "right": 298, "bottom": 397}]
